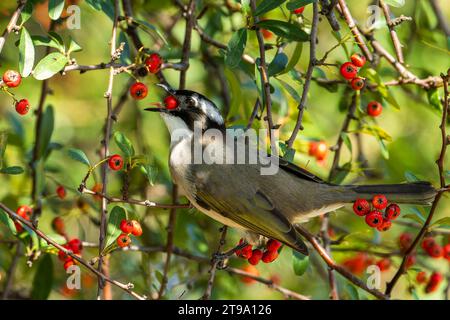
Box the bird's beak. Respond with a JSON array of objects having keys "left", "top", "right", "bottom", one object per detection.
[
  {"left": 156, "top": 83, "right": 176, "bottom": 94},
  {"left": 144, "top": 107, "right": 166, "bottom": 112}
]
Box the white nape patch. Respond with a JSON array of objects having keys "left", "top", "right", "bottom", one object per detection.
[{"left": 161, "top": 113, "right": 192, "bottom": 146}]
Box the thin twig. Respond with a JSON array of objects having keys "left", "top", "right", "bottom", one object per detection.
[
  {"left": 1, "top": 243, "right": 22, "bottom": 300},
  {"left": 430, "top": 0, "right": 450, "bottom": 37},
  {"left": 385, "top": 69, "right": 450, "bottom": 297},
  {"left": 379, "top": 0, "right": 404, "bottom": 64},
  {"left": 0, "top": 0, "right": 27, "bottom": 54},
  {"left": 97, "top": 0, "right": 120, "bottom": 300},
  {"left": 286, "top": 2, "right": 319, "bottom": 149}
]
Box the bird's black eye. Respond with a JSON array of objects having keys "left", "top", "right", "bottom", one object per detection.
[{"left": 185, "top": 96, "right": 197, "bottom": 107}]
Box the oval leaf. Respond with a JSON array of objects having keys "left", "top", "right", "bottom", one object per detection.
[
  {"left": 256, "top": 20, "right": 309, "bottom": 42},
  {"left": 31, "top": 254, "right": 54, "bottom": 300},
  {"left": 33, "top": 52, "right": 69, "bottom": 80},
  {"left": 104, "top": 206, "right": 127, "bottom": 249},
  {"left": 19, "top": 28, "right": 35, "bottom": 77},
  {"left": 48, "top": 0, "right": 65, "bottom": 20},
  {"left": 0, "top": 166, "right": 24, "bottom": 175},
  {"left": 67, "top": 148, "right": 90, "bottom": 166},
  {"left": 292, "top": 250, "right": 309, "bottom": 276},
  {"left": 255, "top": 0, "right": 288, "bottom": 16},
  {"left": 286, "top": 0, "right": 316, "bottom": 11},
  {"left": 225, "top": 28, "right": 247, "bottom": 69},
  {"left": 113, "top": 131, "right": 134, "bottom": 158}
]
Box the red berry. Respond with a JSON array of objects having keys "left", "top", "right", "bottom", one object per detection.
[
  {"left": 350, "top": 77, "right": 365, "bottom": 90},
  {"left": 426, "top": 243, "right": 443, "bottom": 258},
  {"left": 350, "top": 53, "right": 366, "bottom": 68},
  {"left": 315, "top": 141, "right": 328, "bottom": 161},
  {"left": 372, "top": 194, "right": 388, "bottom": 210},
  {"left": 416, "top": 271, "right": 427, "bottom": 284},
  {"left": 58, "top": 244, "right": 70, "bottom": 261},
  {"left": 399, "top": 233, "right": 413, "bottom": 252},
  {"left": 108, "top": 154, "right": 123, "bottom": 171},
  {"left": 2, "top": 70, "right": 21, "bottom": 87},
  {"left": 376, "top": 219, "right": 392, "bottom": 232},
  {"left": 405, "top": 254, "right": 416, "bottom": 269},
  {"left": 261, "top": 29, "right": 272, "bottom": 39},
  {"left": 129, "top": 82, "right": 148, "bottom": 100},
  {"left": 56, "top": 185, "right": 66, "bottom": 199},
  {"left": 342, "top": 253, "right": 367, "bottom": 275},
  {"left": 365, "top": 210, "right": 383, "bottom": 228},
  {"left": 145, "top": 53, "right": 163, "bottom": 74},
  {"left": 293, "top": 7, "right": 305, "bottom": 14},
  {"left": 248, "top": 249, "right": 263, "bottom": 265},
  {"left": 266, "top": 239, "right": 282, "bottom": 252},
  {"left": 421, "top": 237, "right": 436, "bottom": 251},
  {"left": 261, "top": 250, "right": 279, "bottom": 263},
  {"left": 64, "top": 258, "right": 75, "bottom": 271},
  {"left": 340, "top": 62, "right": 358, "bottom": 80},
  {"left": 239, "top": 245, "right": 253, "bottom": 259},
  {"left": 352, "top": 198, "right": 370, "bottom": 216},
  {"left": 130, "top": 220, "right": 143, "bottom": 237},
  {"left": 117, "top": 233, "right": 131, "bottom": 248},
  {"left": 15, "top": 99, "right": 30, "bottom": 115},
  {"left": 425, "top": 272, "right": 443, "bottom": 293},
  {"left": 120, "top": 219, "right": 134, "bottom": 234},
  {"left": 384, "top": 203, "right": 400, "bottom": 220},
  {"left": 52, "top": 217, "right": 66, "bottom": 236},
  {"left": 443, "top": 244, "right": 450, "bottom": 261},
  {"left": 16, "top": 205, "right": 32, "bottom": 220},
  {"left": 376, "top": 258, "right": 391, "bottom": 271},
  {"left": 164, "top": 95, "right": 179, "bottom": 110},
  {"left": 367, "top": 101, "right": 382, "bottom": 117},
  {"left": 14, "top": 221, "right": 23, "bottom": 233},
  {"left": 235, "top": 238, "right": 244, "bottom": 257},
  {"left": 68, "top": 238, "right": 83, "bottom": 254}
]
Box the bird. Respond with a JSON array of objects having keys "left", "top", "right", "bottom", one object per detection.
[{"left": 145, "top": 84, "right": 437, "bottom": 256}]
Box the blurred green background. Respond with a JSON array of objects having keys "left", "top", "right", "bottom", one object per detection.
[{"left": 0, "top": 0, "right": 449, "bottom": 300}]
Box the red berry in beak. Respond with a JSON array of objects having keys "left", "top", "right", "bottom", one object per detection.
[{"left": 164, "top": 95, "right": 179, "bottom": 110}]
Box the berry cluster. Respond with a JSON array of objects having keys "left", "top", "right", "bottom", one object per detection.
[
  {"left": 308, "top": 140, "right": 327, "bottom": 162},
  {"left": 352, "top": 195, "right": 401, "bottom": 231},
  {"left": 235, "top": 239, "right": 282, "bottom": 266},
  {"left": 416, "top": 271, "right": 443, "bottom": 294},
  {"left": 58, "top": 238, "right": 83, "bottom": 270},
  {"left": 129, "top": 53, "right": 164, "bottom": 100},
  {"left": 1, "top": 70, "right": 31, "bottom": 115},
  {"left": 339, "top": 53, "right": 367, "bottom": 91},
  {"left": 117, "top": 219, "right": 143, "bottom": 248},
  {"left": 14, "top": 205, "right": 32, "bottom": 233},
  {"left": 421, "top": 237, "right": 450, "bottom": 261}
]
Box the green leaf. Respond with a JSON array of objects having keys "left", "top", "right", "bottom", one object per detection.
[
  {"left": 0, "top": 166, "right": 24, "bottom": 175},
  {"left": 384, "top": 0, "right": 405, "bottom": 7},
  {"left": 427, "top": 88, "right": 442, "bottom": 111},
  {"left": 67, "top": 148, "right": 90, "bottom": 166},
  {"left": 0, "top": 209, "right": 17, "bottom": 235},
  {"left": 113, "top": 131, "right": 135, "bottom": 158},
  {"left": 292, "top": 250, "right": 309, "bottom": 276},
  {"left": 254, "top": 0, "right": 288, "bottom": 16},
  {"left": 357, "top": 124, "right": 392, "bottom": 142},
  {"left": 67, "top": 38, "right": 82, "bottom": 54},
  {"left": 286, "top": 0, "right": 316, "bottom": 11},
  {"left": 344, "top": 283, "right": 360, "bottom": 300},
  {"left": 225, "top": 28, "right": 247, "bottom": 69},
  {"left": 18, "top": 28, "right": 35, "bottom": 77},
  {"left": 341, "top": 132, "right": 352, "bottom": 154},
  {"left": 268, "top": 53, "right": 288, "bottom": 77},
  {"left": 104, "top": 206, "right": 127, "bottom": 249},
  {"left": 31, "top": 35, "right": 64, "bottom": 51},
  {"left": 133, "top": 19, "right": 169, "bottom": 46},
  {"left": 21, "top": 0, "right": 35, "bottom": 23},
  {"left": 31, "top": 254, "right": 54, "bottom": 300},
  {"left": 140, "top": 164, "right": 158, "bottom": 186},
  {"left": 0, "top": 131, "right": 7, "bottom": 168},
  {"left": 404, "top": 171, "right": 420, "bottom": 182},
  {"left": 256, "top": 20, "right": 309, "bottom": 42},
  {"left": 276, "top": 78, "right": 301, "bottom": 102},
  {"left": 33, "top": 52, "right": 69, "bottom": 80},
  {"left": 37, "top": 106, "right": 54, "bottom": 159},
  {"left": 48, "top": 0, "right": 65, "bottom": 20},
  {"left": 378, "top": 138, "right": 389, "bottom": 160},
  {"left": 430, "top": 217, "right": 450, "bottom": 229},
  {"left": 282, "top": 42, "right": 303, "bottom": 75}
]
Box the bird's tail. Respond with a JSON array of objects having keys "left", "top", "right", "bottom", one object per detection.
[{"left": 343, "top": 181, "right": 437, "bottom": 205}]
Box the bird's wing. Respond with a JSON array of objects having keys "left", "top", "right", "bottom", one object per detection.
[
  {"left": 278, "top": 157, "right": 328, "bottom": 184},
  {"left": 191, "top": 165, "right": 308, "bottom": 255}
]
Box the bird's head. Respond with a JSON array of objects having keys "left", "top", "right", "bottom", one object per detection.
[{"left": 145, "top": 84, "right": 225, "bottom": 136}]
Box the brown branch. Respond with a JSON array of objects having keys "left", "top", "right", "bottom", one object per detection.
[
  {"left": 97, "top": 0, "right": 120, "bottom": 300},
  {"left": 294, "top": 224, "right": 388, "bottom": 300},
  {"left": 0, "top": 0, "right": 27, "bottom": 54},
  {"left": 178, "top": 0, "right": 196, "bottom": 90},
  {"left": 202, "top": 226, "right": 227, "bottom": 300},
  {"left": 286, "top": 2, "right": 319, "bottom": 149},
  {"left": 319, "top": 0, "right": 340, "bottom": 31},
  {"left": 1, "top": 243, "right": 23, "bottom": 300},
  {"left": 385, "top": 69, "right": 450, "bottom": 297},
  {"left": 320, "top": 215, "right": 339, "bottom": 300},
  {"left": 336, "top": 0, "right": 373, "bottom": 61},
  {"left": 250, "top": 0, "right": 277, "bottom": 154},
  {"left": 0, "top": 202, "right": 146, "bottom": 300},
  {"left": 430, "top": 0, "right": 450, "bottom": 37},
  {"left": 379, "top": 0, "right": 404, "bottom": 64}
]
